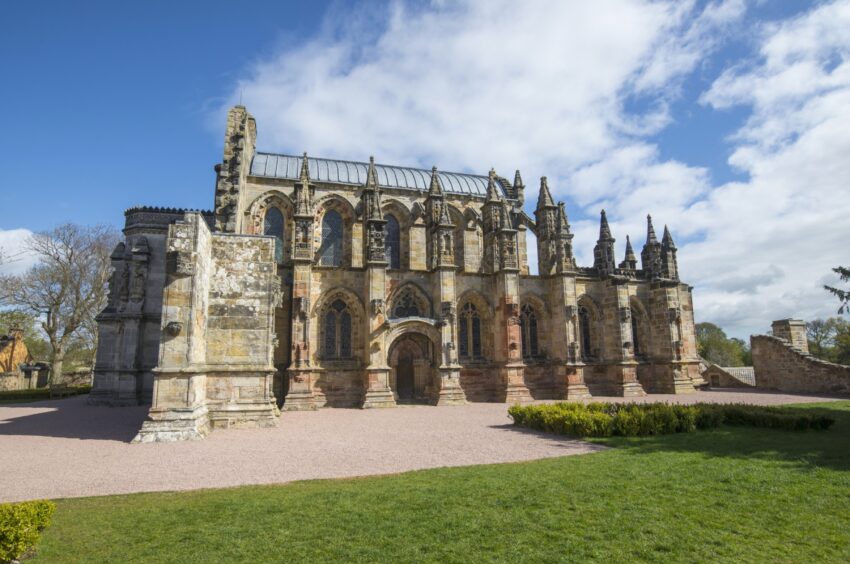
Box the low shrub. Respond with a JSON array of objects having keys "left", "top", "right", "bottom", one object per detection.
[
  {"left": 508, "top": 402, "right": 835, "bottom": 438},
  {"left": 0, "top": 500, "right": 56, "bottom": 562},
  {"left": 0, "top": 385, "right": 91, "bottom": 402}
]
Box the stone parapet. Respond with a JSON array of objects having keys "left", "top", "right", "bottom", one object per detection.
[{"left": 752, "top": 334, "right": 850, "bottom": 395}]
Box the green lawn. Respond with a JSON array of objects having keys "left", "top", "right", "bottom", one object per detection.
[{"left": 33, "top": 401, "right": 850, "bottom": 563}]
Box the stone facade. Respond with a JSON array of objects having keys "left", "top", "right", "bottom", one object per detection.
[
  {"left": 752, "top": 319, "right": 850, "bottom": 395},
  {"left": 91, "top": 106, "right": 702, "bottom": 441}
]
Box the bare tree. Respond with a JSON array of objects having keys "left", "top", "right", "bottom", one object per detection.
[{"left": 0, "top": 224, "right": 118, "bottom": 384}]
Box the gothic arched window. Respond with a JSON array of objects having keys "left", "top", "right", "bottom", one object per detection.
[
  {"left": 520, "top": 304, "right": 539, "bottom": 358},
  {"left": 264, "top": 207, "right": 284, "bottom": 263},
  {"left": 323, "top": 299, "right": 352, "bottom": 359},
  {"left": 384, "top": 214, "right": 400, "bottom": 269},
  {"left": 579, "top": 306, "right": 593, "bottom": 360},
  {"left": 319, "top": 209, "right": 343, "bottom": 266},
  {"left": 458, "top": 302, "right": 482, "bottom": 359}
]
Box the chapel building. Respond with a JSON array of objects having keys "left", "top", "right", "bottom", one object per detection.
[{"left": 90, "top": 106, "right": 703, "bottom": 442}]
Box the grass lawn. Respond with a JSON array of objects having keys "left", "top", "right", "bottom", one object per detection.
[{"left": 33, "top": 401, "right": 850, "bottom": 563}]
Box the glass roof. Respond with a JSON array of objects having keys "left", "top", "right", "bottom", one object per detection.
[{"left": 250, "top": 152, "right": 509, "bottom": 198}]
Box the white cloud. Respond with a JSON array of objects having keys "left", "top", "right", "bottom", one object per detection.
[
  {"left": 0, "top": 229, "right": 37, "bottom": 276},
  {"left": 222, "top": 0, "right": 850, "bottom": 338}
]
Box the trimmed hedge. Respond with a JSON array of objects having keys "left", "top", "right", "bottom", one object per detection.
[
  {"left": 0, "top": 386, "right": 91, "bottom": 402},
  {"left": 0, "top": 500, "right": 56, "bottom": 562},
  {"left": 508, "top": 402, "right": 834, "bottom": 438}
]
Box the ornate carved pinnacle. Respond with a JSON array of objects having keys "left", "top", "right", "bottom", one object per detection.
[
  {"left": 299, "top": 152, "right": 310, "bottom": 183},
  {"left": 537, "top": 176, "right": 555, "bottom": 210}
]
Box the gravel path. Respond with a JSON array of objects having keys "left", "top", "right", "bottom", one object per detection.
[{"left": 0, "top": 388, "right": 843, "bottom": 502}]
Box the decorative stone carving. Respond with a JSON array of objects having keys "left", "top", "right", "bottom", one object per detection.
[
  {"left": 619, "top": 306, "right": 632, "bottom": 322},
  {"left": 166, "top": 250, "right": 196, "bottom": 277},
  {"left": 371, "top": 298, "right": 384, "bottom": 316},
  {"left": 165, "top": 321, "right": 183, "bottom": 336}
]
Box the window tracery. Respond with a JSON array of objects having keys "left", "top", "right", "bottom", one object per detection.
[
  {"left": 323, "top": 299, "right": 352, "bottom": 358},
  {"left": 458, "top": 302, "right": 482, "bottom": 359},
  {"left": 319, "top": 209, "right": 343, "bottom": 266},
  {"left": 520, "top": 303, "right": 539, "bottom": 358},
  {"left": 384, "top": 214, "right": 400, "bottom": 269},
  {"left": 264, "top": 207, "right": 284, "bottom": 263}
]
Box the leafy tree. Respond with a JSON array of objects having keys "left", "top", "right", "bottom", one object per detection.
[
  {"left": 806, "top": 317, "right": 850, "bottom": 365},
  {"left": 824, "top": 266, "right": 850, "bottom": 314},
  {"left": 0, "top": 224, "right": 118, "bottom": 383},
  {"left": 0, "top": 310, "right": 48, "bottom": 360},
  {"left": 696, "top": 322, "right": 750, "bottom": 367}
]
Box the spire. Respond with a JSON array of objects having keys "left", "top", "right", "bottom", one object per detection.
[
  {"left": 428, "top": 166, "right": 442, "bottom": 195},
  {"left": 365, "top": 155, "right": 378, "bottom": 189},
  {"left": 646, "top": 214, "right": 658, "bottom": 244},
  {"left": 299, "top": 152, "right": 310, "bottom": 184},
  {"left": 486, "top": 168, "right": 501, "bottom": 202},
  {"left": 514, "top": 169, "right": 523, "bottom": 190},
  {"left": 662, "top": 225, "right": 676, "bottom": 250},
  {"left": 557, "top": 202, "right": 569, "bottom": 231},
  {"left": 599, "top": 209, "right": 613, "bottom": 240},
  {"left": 620, "top": 235, "right": 637, "bottom": 270},
  {"left": 537, "top": 176, "right": 555, "bottom": 209}
]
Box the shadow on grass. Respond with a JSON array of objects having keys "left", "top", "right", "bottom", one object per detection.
[
  {"left": 501, "top": 401, "right": 850, "bottom": 472},
  {"left": 0, "top": 395, "right": 148, "bottom": 442}
]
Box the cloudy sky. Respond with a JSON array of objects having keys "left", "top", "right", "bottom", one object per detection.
[{"left": 1, "top": 0, "right": 849, "bottom": 338}]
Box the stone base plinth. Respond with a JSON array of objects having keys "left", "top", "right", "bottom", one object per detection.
[
  {"left": 283, "top": 369, "right": 317, "bottom": 411},
  {"left": 431, "top": 367, "right": 467, "bottom": 406},
  {"left": 208, "top": 401, "right": 279, "bottom": 429},
  {"left": 562, "top": 365, "right": 592, "bottom": 400},
  {"left": 132, "top": 404, "right": 210, "bottom": 443},
  {"left": 362, "top": 368, "right": 397, "bottom": 408},
  {"left": 501, "top": 364, "right": 532, "bottom": 404}
]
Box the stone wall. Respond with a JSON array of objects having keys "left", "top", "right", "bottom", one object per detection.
[{"left": 752, "top": 333, "right": 850, "bottom": 395}]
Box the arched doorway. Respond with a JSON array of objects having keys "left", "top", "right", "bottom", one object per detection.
[{"left": 388, "top": 333, "right": 432, "bottom": 404}]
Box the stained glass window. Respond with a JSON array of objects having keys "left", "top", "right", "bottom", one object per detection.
[
  {"left": 384, "top": 214, "right": 400, "bottom": 269},
  {"left": 324, "top": 299, "right": 352, "bottom": 359},
  {"left": 520, "top": 304, "right": 539, "bottom": 358},
  {"left": 579, "top": 306, "right": 592, "bottom": 360},
  {"left": 264, "top": 207, "right": 284, "bottom": 264},
  {"left": 319, "top": 209, "right": 343, "bottom": 266},
  {"left": 459, "top": 302, "right": 482, "bottom": 360}
]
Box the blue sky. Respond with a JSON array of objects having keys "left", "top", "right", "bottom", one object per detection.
[{"left": 2, "top": 0, "right": 849, "bottom": 338}]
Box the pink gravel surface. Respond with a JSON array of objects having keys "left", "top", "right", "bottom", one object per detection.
[{"left": 0, "top": 388, "right": 842, "bottom": 502}]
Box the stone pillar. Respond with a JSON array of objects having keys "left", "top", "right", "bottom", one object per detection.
[
  {"left": 284, "top": 263, "right": 317, "bottom": 410},
  {"left": 134, "top": 214, "right": 212, "bottom": 442},
  {"left": 432, "top": 268, "right": 466, "bottom": 405},
  {"left": 609, "top": 281, "right": 646, "bottom": 397},
  {"left": 551, "top": 275, "right": 591, "bottom": 399},
  {"left": 771, "top": 319, "right": 809, "bottom": 354},
  {"left": 499, "top": 272, "right": 533, "bottom": 403},
  {"left": 362, "top": 266, "right": 396, "bottom": 408}
]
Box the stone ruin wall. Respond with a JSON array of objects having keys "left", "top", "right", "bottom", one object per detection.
[{"left": 752, "top": 320, "right": 850, "bottom": 395}]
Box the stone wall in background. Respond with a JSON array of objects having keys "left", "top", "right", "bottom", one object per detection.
[{"left": 752, "top": 319, "right": 850, "bottom": 395}]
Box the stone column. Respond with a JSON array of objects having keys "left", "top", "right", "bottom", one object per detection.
[
  {"left": 284, "top": 261, "right": 317, "bottom": 410},
  {"left": 362, "top": 265, "right": 395, "bottom": 408},
  {"left": 499, "top": 272, "right": 532, "bottom": 403},
  {"left": 432, "top": 267, "right": 466, "bottom": 405},
  {"left": 606, "top": 280, "right": 646, "bottom": 397},
  {"left": 550, "top": 275, "right": 591, "bottom": 399}
]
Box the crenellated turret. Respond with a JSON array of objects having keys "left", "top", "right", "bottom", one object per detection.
[
  {"left": 362, "top": 157, "right": 387, "bottom": 265},
  {"left": 593, "top": 210, "right": 616, "bottom": 276},
  {"left": 619, "top": 235, "right": 637, "bottom": 270},
  {"left": 641, "top": 214, "right": 663, "bottom": 280},
  {"left": 661, "top": 225, "right": 679, "bottom": 280}
]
